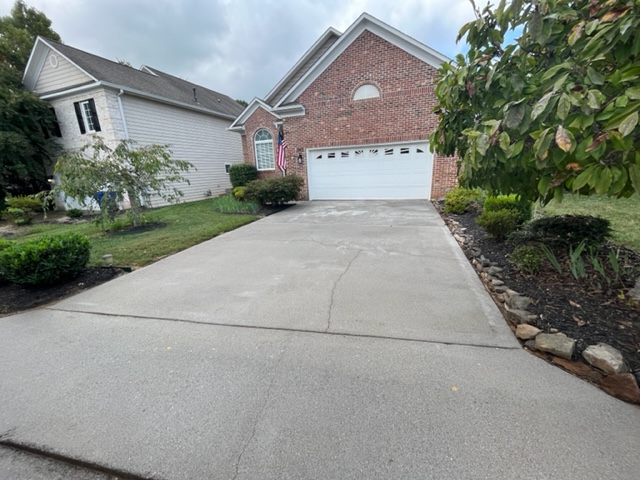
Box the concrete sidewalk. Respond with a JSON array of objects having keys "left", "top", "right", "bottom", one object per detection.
[{"left": 1, "top": 201, "right": 639, "bottom": 479}]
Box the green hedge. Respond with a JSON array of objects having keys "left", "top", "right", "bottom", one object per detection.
[
  {"left": 477, "top": 209, "right": 519, "bottom": 241},
  {"left": 483, "top": 195, "right": 532, "bottom": 224},
  {"left": 245, "top": 175, "right": 304, "bottom": 206},
  {"left": 444, "top": 187, "right": 484, "bottom": 214},
  {"left": 0, "top": 233, "right": 91, "bottom": 286},
  {"left": 229, "top": 163, "right": 258, "bottom": 188}
]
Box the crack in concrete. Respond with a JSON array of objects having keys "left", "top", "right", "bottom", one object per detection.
[
  {"left": 232, "top": 335, "right": 290, "bottom": 480},
  {"left": 325, "top": 250, "right": 362, "bottom": 333}
]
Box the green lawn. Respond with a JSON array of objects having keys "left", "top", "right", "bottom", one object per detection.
[
  {"left": 537, "top": 194, "right": 640, "bottom": 252},
  {"left": 10, "top": 199, "right": 258, "bottom": 267}
]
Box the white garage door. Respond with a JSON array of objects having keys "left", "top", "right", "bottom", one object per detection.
[{"left": 307, "top": 142, "right": 433, "bottom": 200}]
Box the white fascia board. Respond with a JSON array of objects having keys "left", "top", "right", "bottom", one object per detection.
[
  {"left": 272, "top": 104, "right": 305, "bottom": 118},
  {"left": 40, "top": 82, "right": 102, "bottom": 99},
  {"left": 228, "top": 97, "right": 281, "bottom": 130},
  {"left": 263, "top": 27, "right": 341, "bottom": 104},
  {"left": 275, "top": 12, "right": 452, "bottom": 108},
  {"left": 139, "top": 65, "right": 159, "bottom": 76}
]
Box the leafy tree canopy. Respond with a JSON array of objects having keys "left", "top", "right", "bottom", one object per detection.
[
  {"left": 0, "top": 1, "right": 61, "bottom": 208},
  {"left": 55, "top": 138, "right": 193, "bottom": 227},
  {"left": 430, "top": 0, "right": 640, "bottom": 203}
]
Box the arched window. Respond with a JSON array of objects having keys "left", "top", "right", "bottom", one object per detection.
[
  {"left": 353, "top": 84, "right": 380, "bottom": 101},
  {"left": 254, "top": 129, "right": 275, "bottom": 170}
]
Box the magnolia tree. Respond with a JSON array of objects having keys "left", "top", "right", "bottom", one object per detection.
[
  {"left": 55, "top": 138, "right": 193, "bottom": 226},
  {"left": 430, "top": 0, "right": 640, "bottom": 203}
]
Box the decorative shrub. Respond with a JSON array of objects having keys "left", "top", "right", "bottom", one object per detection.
[
  {"left": 509, "top": 245, "right": 544, "bottom": 274},
  {"left": 6, "top": 195, "right": 42, "bottom": 213},
  {"left": 483, "top": 195, "right": 532, "bottom": 224},
  {"left": 0, "top": 239, "right": 14, "bottom": 285},
  {"left": 444, "top": 187, "right": 484, "bottom": 214},
  {"left": 229, "top": 163, "right": 258, "bottom": 188},
  {"left": 0, "top": 233, "right": 91, "bottom": 286},
  {"left": 245, "top": 175, "right": 304, "bottom": 206},
  {"left": 232, "top": 186, "right": 247, "bottom": 201},
  {"left": 66, "top": 208, "right": 84, "bottom": 218},
  {"left": 528, "top": 215, "right": 611, "bottom": 248},
  {"left": 477, "top": 209, "right": 519, "bottom": 240},
  {"left": 2, "top": 207, "right": 35, "bottom": 225}
]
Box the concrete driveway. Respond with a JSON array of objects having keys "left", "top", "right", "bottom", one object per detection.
[{"left": 1, "top": 201, "right": 639, "bottom": 479}]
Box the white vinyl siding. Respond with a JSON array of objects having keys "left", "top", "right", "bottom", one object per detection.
[
  {"left": 307, "top": 142, "right": 433, "bottom": 200},
  {"left": 254, "top": 129, "right": 275, "bottom": 170},
  {"left": 34, "top": 48, "right": 92, "bottom": 94},
  {"left": 122, "top": 95, "right": 242, "bottom": 205}
]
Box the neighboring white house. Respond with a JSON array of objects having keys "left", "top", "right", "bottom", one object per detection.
[{"left": 22, "top": 36, "right": 244, "bottom": 208}]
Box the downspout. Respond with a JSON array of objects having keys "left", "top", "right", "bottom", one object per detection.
[{"left": 117, "top": 89, "right": 129, "bottom": 139}]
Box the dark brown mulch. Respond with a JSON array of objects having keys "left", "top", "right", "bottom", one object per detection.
[
  {"left": 439, "top": 204, "right": 640, "bottom": 373},
  {"left": 0, "top": 267, "right": 126, "bottom": 317}
]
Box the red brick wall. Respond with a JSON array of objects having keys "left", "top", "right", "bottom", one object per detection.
[{"left": 240, "top": 29, "right": 458, "bottom": 199}]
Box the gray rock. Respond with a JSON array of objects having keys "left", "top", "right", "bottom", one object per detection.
[
  {"left": 493, "top": 285, "right": 509, "bottom": 293},
  {"left": 468, "top": 247, "right": 481, "bottom": 258},
  {"left": 490, "top": 278, "right": 504, "bottom": 286},
  {"left": 505, "top": 307, "right": 538, "bottom": 324},
  {"left": 516, "top": 324, "right": 541, "bottom": 340},
  {"left": 549, "top": 328, "right": 559, "bottom": 333},
  {"left": 629, "top": 277, "right": 640, "bottom": 302},
  {"left": 535, "top": 333, "right": 576, "bottom": 360},
  {"left": 506, "top": 295, "right": 533, "bottom": 311},
  {"left": 454, "top": 234, "right": 466, "bottom": 244},
  {"left": 524, "top": 339, "right": 537, "bottom": 350},
  {"left": 480, "top": 255, "right": 491, "bottom": 267},
  {"left": 487, "top": 266, "right": 503, "bottom": 276},
  {"left": 582, "top": 343, "right": 629, "bottom": 375}
]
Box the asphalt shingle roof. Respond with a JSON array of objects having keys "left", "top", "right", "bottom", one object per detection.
[{"left": 45, "top": 39, "right": 243, "bottom": 118}]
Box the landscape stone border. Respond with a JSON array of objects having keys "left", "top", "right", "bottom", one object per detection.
[{"left": 435, "top": 202, "right": 640, "bottom": 406}]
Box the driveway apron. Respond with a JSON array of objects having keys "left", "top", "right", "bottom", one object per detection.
[{"left": 1, "top": 201, "right": 639, "bottom": 480}]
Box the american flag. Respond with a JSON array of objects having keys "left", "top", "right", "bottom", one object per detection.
[{"left": 276, "top": 130, "right": 287, "bottom": 174}]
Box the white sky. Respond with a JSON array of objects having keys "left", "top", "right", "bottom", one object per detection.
[{"left": 1, "top": 0, "right": 477, "bottom": 100}]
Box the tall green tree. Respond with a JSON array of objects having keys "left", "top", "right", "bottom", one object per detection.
[
  {"left": 0, "top": 0, "right": 61, "bottom": 209},
  {"left": 431, "top": 0, "right": 640, "bottom": 203}
]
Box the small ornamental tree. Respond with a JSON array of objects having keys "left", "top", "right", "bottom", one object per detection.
[
  {"left": 55, "top": 138, "right": 193, "bottom": 226},
  {"left": 430, "top": 0, "right": 640, "bottom": 204}
]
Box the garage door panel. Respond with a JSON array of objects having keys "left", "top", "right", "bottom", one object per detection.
[{"left": 308, "top": 142, "right": 433, "bottom": 200}]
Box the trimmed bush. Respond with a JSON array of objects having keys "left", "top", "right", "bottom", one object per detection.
[
  {"left": 232, "top": 186, "right": 247, "bottom": 201},
  {"left": 509, "top": 245, "right": 544, "bottom": 274},
  {"left": 66, "top": 208, "right": 84, "bottom": 218},
  {"left": 444, "top": 187, "right": 484, "bottom": 214},
  {"left": 229, "top": 163, "right": 258, "bottom": 188},
  {"left": 0, "top": 233, "right": 91, "bottom": 286},
  {"left": 477, "top": 209, "right": 519, "bottom": 240},
  {"left": 483, "top": 195, "right": 532, "bottom": 224},
  {"left": 245, "top": 175, "right": 304, "bottom": 206},
  {"left": 528, "top": 215, "right": 611, "bottom": 248},
  {"left": 0, "top": 239, "right": 14, "bottom": 285},
  {"left": 2, "top": 207, "right": 35, "bottom": 225},
  {"left": 6, "top": 195, "right": 42, "bottom": 213}
]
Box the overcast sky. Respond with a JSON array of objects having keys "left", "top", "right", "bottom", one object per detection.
[{"left": 1, "top": 0, "right": 477, "bottom": 101}]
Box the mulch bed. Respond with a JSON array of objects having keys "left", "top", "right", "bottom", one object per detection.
[
  {"left": 0, "top": 267, "right": 126, "bottom": 317},
  {"left": 437, "top": 202, "right": 640, "bottom": 374}
]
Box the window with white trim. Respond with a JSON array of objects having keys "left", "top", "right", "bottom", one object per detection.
[
  {"left": 254, "top": 129, "right": 274, "bottom": 170},
  {"left": 353, "top": 84, "right": 380, "bottom": 101},
  {"left": 73, "top": 98, "right": 101, "bottom": 134}
]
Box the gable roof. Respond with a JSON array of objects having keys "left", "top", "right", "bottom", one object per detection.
[
  {"left": 23, "top": 37, "right": 243, "bottom": 119},
  {"left": 273, "top": 13, "right": 450, "bottom": 108},
  {"left": 229, "top": 12, "right": 451, "bottom": 131}
]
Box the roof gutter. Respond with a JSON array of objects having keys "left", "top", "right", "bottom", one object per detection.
[{"left": 41, "top": 81, "right": 238, "bottom": 121}]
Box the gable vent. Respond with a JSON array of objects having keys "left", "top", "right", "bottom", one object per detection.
[{"left": 353, "top": 84, "right": 380, "bottom": 101}]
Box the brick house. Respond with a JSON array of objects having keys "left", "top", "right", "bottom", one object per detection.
[
  {"left": 229, "top": 13, "right": 458, "bottom": 200},
  {"left": 23, "top": 37, "right": 244, "bottom": 208}
]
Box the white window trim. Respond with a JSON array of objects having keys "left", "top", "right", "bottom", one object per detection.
[
  {"left": 79, "top": 100, "right": 97, "bottom": 133},
  {"left": 254, "top": 129, "right": 275, "bottom": 171}
]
